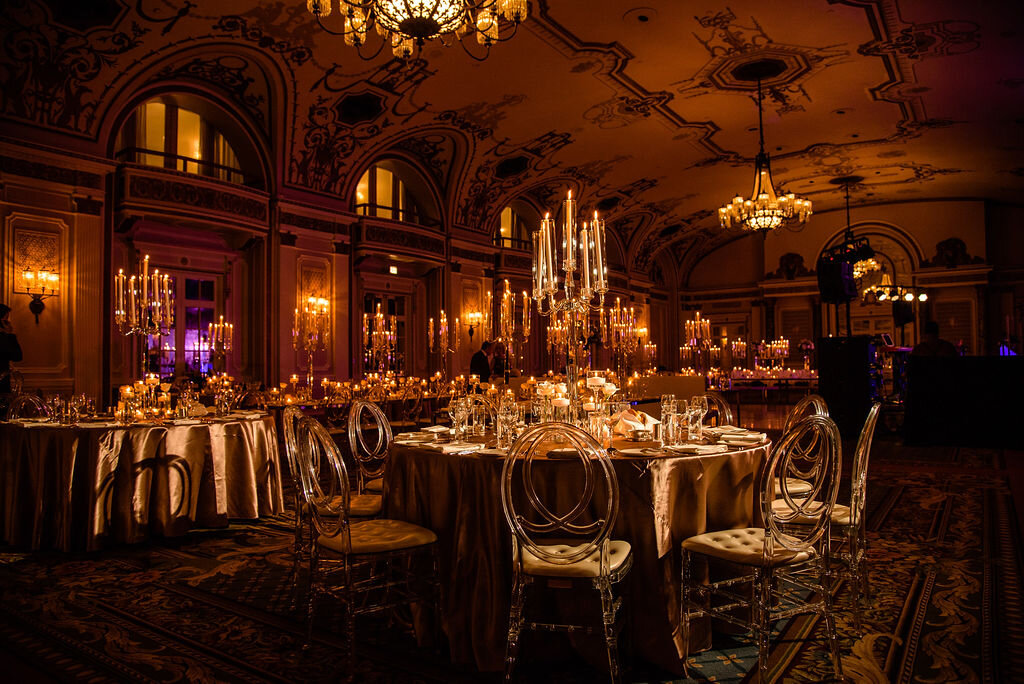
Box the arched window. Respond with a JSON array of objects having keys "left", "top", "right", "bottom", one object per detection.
[
  {"left": 115, "top": 95, "right": 262, "bottom": 188},
  {"left": 354, "top": 160, "right": 437, "bottom": 226},
  {"left": 494, "top": 201, "right": 538, "bottom": 249}
]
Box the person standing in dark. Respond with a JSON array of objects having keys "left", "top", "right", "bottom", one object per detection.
[
  {"left": 470, "top": 341, "right": 493, "bottom": 382},
  {"left": 911, "top": 320, "right": 959, "bottom": 357},
  {"left": 0, "top": 304, "right": 23, "bottom": 394}
]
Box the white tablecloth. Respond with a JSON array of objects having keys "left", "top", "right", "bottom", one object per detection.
[{"left": 0, "top": 416, "right": 285, "bottom": 551}]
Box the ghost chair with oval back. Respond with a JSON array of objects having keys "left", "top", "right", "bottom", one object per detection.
[
  {"left": 774, "top": 393, "right": 830, "bottom": 498},
  {"left": 5, "top": 392, "right": 50, "bottom": 420},
  {"left": 773, "top": 402, "right": 882, "bottom": 622},
  {"left": 347, "top": 400, "right": 392, "bottom": 495},
  {"left": 293, "top": 415, "right": 440, "bottom": 681},
  {"left": 283, "top": 407, "right": 383, "bottom": 589},
  {"left": 680, "top": 414, "right": 845, "bottom": 682},
  {"left": 702, "top": 391, "right": 735, "bottom": 426},
  {"left": 500, "top": 422, "right": 633, "bottom": 683}
]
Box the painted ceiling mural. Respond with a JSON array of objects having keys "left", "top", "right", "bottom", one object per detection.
[{"left": 1, "top": 0, "right": 1020, "bottom": 282}]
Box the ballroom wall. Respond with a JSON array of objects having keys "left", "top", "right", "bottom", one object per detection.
[{"left": 0, "top": 3, "right": 1020, "bottom": 399}]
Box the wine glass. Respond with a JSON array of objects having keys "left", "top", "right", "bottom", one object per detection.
[
  {"left": 661, "top": 394, "right": 677, "bottom": 423},
  {"left": 453, "top": 397, "right": 470, "bottom": 440},
  {"left": 690, "top": 396, "right": 709, "bottom": 441}
]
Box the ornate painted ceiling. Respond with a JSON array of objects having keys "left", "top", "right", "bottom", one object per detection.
[{"left": 2, "top": 0, "right": 1022, "bottom": 284}]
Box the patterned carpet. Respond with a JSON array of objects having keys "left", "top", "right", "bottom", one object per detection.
[{"left": 1, "top": 440, "right": 1021, "bottom": 683}]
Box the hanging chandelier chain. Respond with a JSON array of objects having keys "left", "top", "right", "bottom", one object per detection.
[
  {"left": 718, "top": 74, "right": 812, "bottom": 233},
  {"left": 757, "top": 78, "right": 765, "bottom": 153}
]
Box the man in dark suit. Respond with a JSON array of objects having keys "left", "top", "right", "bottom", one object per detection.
[
  {"left": 470, "top": 341, "right": 493, "bottom": 382},
  {"left": 0, "top": 304, "right": 23, "bottom": 394}
]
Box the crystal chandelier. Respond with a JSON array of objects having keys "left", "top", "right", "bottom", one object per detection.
[
  {"left": 305, "top": 0, "right": 528, "bottom": 60},
  {"left": 719, "top": 76, "right": 811, "bottom": 232}
]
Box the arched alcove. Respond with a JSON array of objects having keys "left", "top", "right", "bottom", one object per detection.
[{"left": 353, "top": 157, "right": 442, "bottom": 229}]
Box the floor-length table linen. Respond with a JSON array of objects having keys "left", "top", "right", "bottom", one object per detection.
[
  {"left": 0, "top": 415, "right": 284, "bottom": 551},
  {"left": 384, "top": 439, "right": 768, "bottom": 673}
]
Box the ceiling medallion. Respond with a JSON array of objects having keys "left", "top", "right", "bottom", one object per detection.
[
  {"left": 306, "top": 0, "right": 528, "bottom": 61},
  {"left": 718, "top": 59, "right": 812, "bottom": 233}
]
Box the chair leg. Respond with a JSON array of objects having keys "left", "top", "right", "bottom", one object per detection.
[
  {"left": 305, "top": 544, "right": 319, "bottom": 650},
  {"left": 343, "top": 561, "right": 356, "bottom": 684},
  {"left": 679, "top": 549, "right": 693, "bottom": 677},
  {"left": 598, "top": 578, "right": 621, "bottom": 684},
  {"left": 755, "top": 567, "right": 772, "bottom": 684},
  {"left": 504, "top": 572, "right": 527, "bottom": 682},
  {"left": 820, "top": 559, "right": 845, "bottom": 681}
]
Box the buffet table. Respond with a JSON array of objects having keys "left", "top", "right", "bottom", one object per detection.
[
  {"left": 384, "top": 436, "right": 769, "bottom": 673},
  {"left": 0, "top": 414, "right": 284, "bottom": 551}
]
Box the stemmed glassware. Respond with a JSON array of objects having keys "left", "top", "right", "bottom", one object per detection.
[
  {"left": 497, "top": 394, "right": 518, "bottom": 450},
  {"left": 689, "top": 395, "right": 708, "bottom": 441},
  {"left": 452, "top": 397, "right": 470, "bottom": 440}
]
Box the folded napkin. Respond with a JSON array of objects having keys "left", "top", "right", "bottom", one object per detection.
[
  {"left": 172, "top": 419, "right": 202, "bottom": 426},
  {"left": 79, "top": 422, "right": 121, "bottom": 429},
  {"left": 667, "top": 444, "right": 730, "bottom": 455},
  {"left": 721, "top": 432, "right": 766, "bottom": 444},
  {"left": 429, "top": 442, "right": 483, "bottom": 454},
  {"left": 394, "top": 439, "right": 428, "bottom": 446},
  {"left": 422, "top": 425, "right": 450, "bottom": 433},
  {"left": 20, "top": 421, "right": 54, "bottom": 428},
  {"left": 612, "top": 409, "right": 660, "bottom": 436},
  {"left": 477, "top": 447, "right": 507, "bottom": 457}
]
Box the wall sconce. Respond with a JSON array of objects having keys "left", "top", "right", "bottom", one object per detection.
[
  {"left": 17, "top": 266, "right": 60, "bottom": 324},
  {"left": 464, "top": 311, "right": 483, "bottom": 340}
]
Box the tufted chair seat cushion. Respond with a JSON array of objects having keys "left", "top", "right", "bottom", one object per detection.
[
  {"left": 365, "top": 477, "right": 384, "bottom": 493},
  {"left": 519, "top": 540, "right": 632, "bottom": 578},
  {"left": 773, "top": 477, "right": 813, "bottom": 497},
  {"left": 318, "top": 518, "right": 437, "bottom": 555},
  {"left": 682, "top": 528, "right": 813, "bottom": 567},
  {"left": 771, "top": 498, "right": 851, "bottom": 526},
  {"left": 303, "top": 493, "right": 382, "bottom": 518}
]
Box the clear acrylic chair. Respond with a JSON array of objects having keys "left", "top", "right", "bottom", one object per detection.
[
  {"left": 783, "top": 393, "right": 829, "bottom": 434},
  {"left": 283, "top": 407, "right": 383, "bottom": 583},
  {"left": 390, "top": 382, "right": 424, "bottom": 432},
  {"left": 773, "top": 402, "right": 881, "bottom": 616},
  {"left": 293, "top": 415, "right": 439, "bottom": 681},
  {"left": 347, "top": 400, "right": 393, "bottom": 495},
  {"left": 702, "top": 391, "right": 734, "bottom": 426},
  {"left": 5, "top": 392, "right": 51, "bottom": 420},
  {"left": 680, "top": 414, "right": 844, "bottom": 683},
  {"left": 501, "top": 423, "right": 633, "bottom": 683},
  {"left": 776, "top": 393, "right": 830, "bottom": 497}
]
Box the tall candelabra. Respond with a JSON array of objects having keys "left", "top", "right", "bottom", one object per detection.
[
  {"left": 681, "top": 311, "right": 713, "bottom": 373},
  {"left": 532, "top": 191, "right": 608, "bottom": 402},
  {"left": 497, "top": 279, "right": 532, "bottom": 379},
  {"left": 293, "top": 295, "right": 330, "bottom": 393},
  {"left": 362, "top": 302, "right": 396, "bottom": 375},
  {"left": 208, "top": 315, "right": 233, "bottom": 372},
  {"left": 605, "top": 297, "right": 639, "bottom": 380},
  {"left": 428, "top": 309, "right": 460, "bottom": 380},
  {"left": 114, "top": 254, "right": 174, "bottom": 379}
]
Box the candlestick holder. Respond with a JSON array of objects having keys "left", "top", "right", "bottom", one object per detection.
[
  {"left": 362, "top": 302, "right": 396, "bottom": 375},
  {"left": 208, "top": 315, "right": 234, "bottom": 373},
  {"left": 532, "top": 192, "right": 608, "bottom": 403},
  {"left": 293, "top": 295, "right": 330, "bottom": 395},
  {"left": 114, "top": 254, "right": 174, "bottom": 379}
]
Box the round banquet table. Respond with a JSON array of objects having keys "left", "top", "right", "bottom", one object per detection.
[
  {"left": 0, "top": 414, "right": 285, "bottom": 552},
  {"left": 384, "top": 436, "right": 770, "bottom": 673}
]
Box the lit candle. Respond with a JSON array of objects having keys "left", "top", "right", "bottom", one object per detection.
[
  {"left": 141, "top": 255, "right": 149, "bottom": 316},
  {"left": 562, "top": 190, "right": 576, "bottom": 272},
  {"left": 580, "top": 222, "right": 591, "bottom": 292}
]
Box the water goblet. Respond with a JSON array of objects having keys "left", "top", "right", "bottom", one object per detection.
[{"left": 661, "top": 393, "right": 677, "bottom": 423}]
